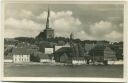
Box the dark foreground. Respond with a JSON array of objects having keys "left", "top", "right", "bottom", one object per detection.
[{"left": 4, "top": 63, "right": 123, "bottom": 78}]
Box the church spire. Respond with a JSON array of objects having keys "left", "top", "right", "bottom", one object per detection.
[{"left": 46, "top": 6, "right": 50, "bottom": 29}]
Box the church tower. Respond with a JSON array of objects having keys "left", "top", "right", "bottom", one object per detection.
[
  {"left": 43, "top": 7, "right": 54, "bottom": 39},
  {"left": 36, "top": 7, "right": 54, "bottom": 40},
  {"left": 70, "top": 32, "right": 74, "bottom": 40}
]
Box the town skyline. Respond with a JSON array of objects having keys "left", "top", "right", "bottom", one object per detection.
[
  {"left": 5, "top": 3, "right": 123, "bottom": 42},
  {"left": 4, "top": 2, "right": 124, "bottom": 78}
]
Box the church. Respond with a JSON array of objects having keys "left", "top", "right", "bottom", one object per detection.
[{"left": 36, "top": 8, "right": 54, "bottom": 40}]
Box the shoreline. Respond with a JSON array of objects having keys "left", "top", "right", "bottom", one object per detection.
[{"left": 4, "top": 62, "right": 123, "bottom": 66}]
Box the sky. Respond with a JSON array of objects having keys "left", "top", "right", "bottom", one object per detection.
[{"left": 4, "top": 2, "right": 124, "bottom": 42}]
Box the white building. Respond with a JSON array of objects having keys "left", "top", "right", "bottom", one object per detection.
[
  {"left": 45, "top": 48, "right": 54, "bottom": 54},
  {"left": 12, "top": 48, "right": 30, "bottom": 63},
  {"left": 72, "top": 57, "right": 86, "bottom": 65},
  {"left": 72, "top": 60, "right": 86, "bottom": 65},
  {"left": 108, "top": 60, "right": 123, "bottom": 65},
  {"left": 13, "top": 55, "right": 30, "bottom": 63}
]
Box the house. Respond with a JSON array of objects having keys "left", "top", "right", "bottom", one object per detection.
[
  {"left": 88, "top": 44, "right": 105, "bottom": 62},
  {"left": 104, "top": 47, "right": 117, "bottom": 61},
  {"left": 55, "top": 46, "right": 63, "bottom": 51},
  {"left": 16, "top": 42, "right": 39, "bottom": 51},
  {"left": 72, "top": 56, "right": 86, "bottom": 65},
  {"left": 4, "top": 53, "right": 13, "bottom": 63},
  {"left": 104, "top": 47, "right": 117, "bottom": 65},
  {"left": 37, "top": 41, "right": 54, "bottom": 53},
  {"left": 12, "top": 48, "right": 30, "bottom": 63},
  {"left": 4, "top": 45, "right": 14, "bottom": 56},
  {"left": 89, "top": 44, "right": 117, "bottom": 65},
  {"left": 39, "top": 53, "right": 55, "bottom": 63},
  {"left": 60, "top": 53, "right": 69, "bottom": 63},
  {"left": 45, "top": 48, "right": 54, "bottom": 54},
  {"left": 54, "top": 47, "right": 72, "bottom": 63}
]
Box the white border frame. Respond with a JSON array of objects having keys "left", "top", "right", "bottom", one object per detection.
[{"left": 1, "top": 0, "right": 128, "bottom": 82}]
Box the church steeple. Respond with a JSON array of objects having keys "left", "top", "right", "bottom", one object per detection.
[
  {"left": 36, "top": 6, "right": 54, "bottom": 40},
  {"left": 46, "top": 6, "right": 50, "bottom": 29}
]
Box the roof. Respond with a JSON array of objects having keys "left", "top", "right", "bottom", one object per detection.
[
  {"left": 38, "top": 41, "right": 54, "bottom": 48},
  {"left": 12, "top": 47, "right": 34, "bottom": 55},
  {"left": 16, "top": 43, "right": 39, "bottom": 49},
  {"left": 39, "top": 53, "right": 50, "bottom": 59},
  {"left": 104, "top": 47, "right": 114, "bottom": 52},
  {"left": 54, "top": 47, "right": 71, "bottom": 54}
]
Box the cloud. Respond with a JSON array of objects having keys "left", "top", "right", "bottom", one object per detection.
[
  {"left": 5, "top": 8, "right": 123, "bottom": 42},
  {"left": 90, "top": 21, "right": 115, "bottom": 36},
  {"left": 37, "top": 10, "right": 82, "bottom": 38},
  {"left": 5, "top": 10, "right": 82, "bottom": 39},
  {"left": 5, "top": 9, "right": 34, "bottom": 20},
  {"left": 105, "top": 31, "right": 123, "bottom": 41},
  {"left": 19, "top": 9, "right": 34, "bottom": 18},
  {"left": 5, "top": 18, "right": 42, "bottom": 38},
  {"left": 75, "top": 31, "right": 94, "bottom": 40},
  {"left": 88, "top": 20, "right": 123, "bottom": 41},
  {"left": 37, "top": 10, "right": 73, "bottom": 20}
]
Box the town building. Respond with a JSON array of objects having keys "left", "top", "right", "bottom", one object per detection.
[
  {"left": 89, "top": 44, "right": 117, "bottom": 65},
  {"left": 54, "top": 43, "right": 70, "bottom": 51},
  {"left": 39, "top": 53, "right": 55, "bottom": 63},
  {"left": 45, "top": 48, "right": 54, "bottom": 54},
  {"left": 60, "top": 53, "right": 69, "bottom": 63},
  {"left": 54, "top": 47, "right": 72, "bottom": 63},
  {"left": 104, "top": 47, "right": 117, "bottom": 61},
  {"left": 12, "top": 48, "right": 30, "bottom": 63},
  {"left": 4, "top": 53, "right": 13, "bottom": 63},
  {"left": 72, "top": 57, "right": 86, "bottom": 65},
  {"left": 10, "top": 42, "right": 42, "bottom": 63}
]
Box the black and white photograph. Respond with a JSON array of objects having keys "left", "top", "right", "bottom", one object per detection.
[{"left": 2, "top": 0, "right": 126, "bottom": 82}]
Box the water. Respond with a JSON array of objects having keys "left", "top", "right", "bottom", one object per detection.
[{"left": 4, "top": 63, "right": 123, "bottom": 78}]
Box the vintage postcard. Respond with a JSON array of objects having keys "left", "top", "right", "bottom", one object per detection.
[{"left": 1, "top": 0, "right": 127, "bottom": 82}]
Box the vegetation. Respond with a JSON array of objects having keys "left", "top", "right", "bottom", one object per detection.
[
  {"left": 4, "top": 37, "right": 123, "bottom": 60},
  {"left": 14, "top": 37, "right": 35, "bottom": 44},
  {"left": 30, "top": 53, "right": 40, "bottom": 62}
]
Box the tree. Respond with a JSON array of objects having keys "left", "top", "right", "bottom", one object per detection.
[{"left": 30, "top": 53, "right": 40, "bottom": 62}]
